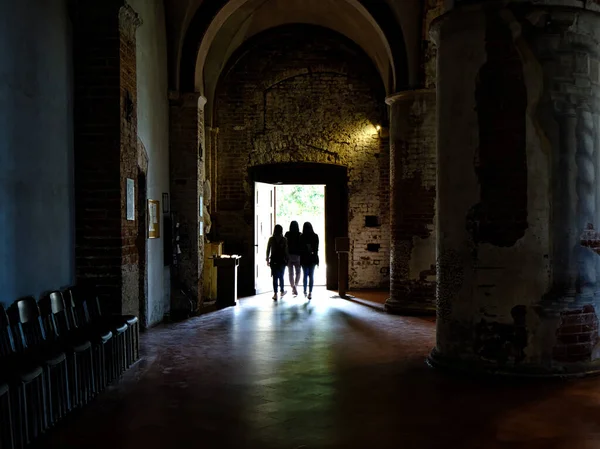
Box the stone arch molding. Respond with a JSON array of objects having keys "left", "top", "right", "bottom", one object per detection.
[{"left": 192, "top": 0, "right": 398, "bottom": 100}]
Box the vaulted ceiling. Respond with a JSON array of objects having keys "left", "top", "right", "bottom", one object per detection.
[{"left": 164, "top": 0, "right": 423, "bottom": 105}]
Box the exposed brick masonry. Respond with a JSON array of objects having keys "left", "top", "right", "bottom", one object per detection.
[
  {"left": 214, "top": 25, "right": 388, "bottom": 295},
  {"left": 386, "top": 91, "right": 437, "bottom": 314},
  {"left": 169, "top": 93, "right": 204, "bottom": 312},
  {"left": 554, "top": 305, "right": 599, "bottom": 363},
  {"left": 73, "top": 1, "right": 140, "bottom": 315}
]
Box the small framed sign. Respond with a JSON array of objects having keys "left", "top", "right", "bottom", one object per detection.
[
  {"left": 148, "top": 199, "right": 160, "bottom": 239},
  {"left": 126, "top": 178, "right": 135, "bottom": 221}
]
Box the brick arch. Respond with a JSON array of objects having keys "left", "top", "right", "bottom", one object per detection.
[{"left": 178, "top": 0, "right": 408, "bottom": 95}]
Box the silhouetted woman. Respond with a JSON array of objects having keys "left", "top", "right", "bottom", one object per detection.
[
  {"left": 266, "top": 224, "right": 289, "bottom": 301},
  {"left": 285, "top": 221, "right": 302, "bottom": 296},
  {"left": 299, "top": 222, "right": 319, "bottom": 299}
]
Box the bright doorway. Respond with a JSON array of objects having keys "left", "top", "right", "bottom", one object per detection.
[
  {"left": 276, "top": 185, "right": 326, "bottom": 288},
  {"left": 254, "top": 183, "right": 326, "bottom": 294}
]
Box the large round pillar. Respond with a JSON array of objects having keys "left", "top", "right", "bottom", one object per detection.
[
  {"left": 385, "top": 90, "right": 437, "bottom": 315},
  {"left": 429, "top": 1, "right": 600, "bottom": 376}
]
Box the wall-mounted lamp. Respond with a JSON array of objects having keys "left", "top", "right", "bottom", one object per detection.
[{"left": 375, "top": 124, "right": 388, "bottom": 139}]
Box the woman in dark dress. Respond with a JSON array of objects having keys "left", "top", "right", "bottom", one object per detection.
[
  {"left": 299, "top": 222, "right": 319, "bottom": 300},
  {"left": 266, "top": 224, "right": 288, "bottom": 301},
  {"left": 284, "top": 221, "right": 302, "bottom": 296}
]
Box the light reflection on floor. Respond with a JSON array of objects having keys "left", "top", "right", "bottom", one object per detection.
[{"left": 33, "top": 288, "right": 600, "bottom": 449}]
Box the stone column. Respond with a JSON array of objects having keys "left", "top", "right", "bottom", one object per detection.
[
  {"left": 169, "top": 93, "right": 206, "bottom": 313},
  {"left": 385, "top": 90, "right": 437, "bottom": 315},
  {"left": 429, "top": 1, "right": 600, "bottom": 376}
]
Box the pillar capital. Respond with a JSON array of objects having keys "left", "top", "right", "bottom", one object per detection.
[
  {"left": 444, "top": 0, "right": 600, "bottom": 12},
  {"left": 169, "top": 91, "right": 202, "bottom": 108},
  {"left": 118, "top": 3, "right": 142, "bottom": 41},
  {"left": 385, "top": 89, "right": 435, "bottom": 106},
  {"left": 431, "top": 0, "right": 600, "bottom": 44}
]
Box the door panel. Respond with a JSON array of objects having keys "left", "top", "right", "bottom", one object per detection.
[{"left": 255, "top": 182, "right": 275, "bottom": 294}]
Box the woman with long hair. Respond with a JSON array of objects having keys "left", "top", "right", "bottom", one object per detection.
[
  {"left": 284, "top": 221, "right": 302, "bottom": 296},
  {"left": 299, "top": 221, "right": 319, "bottom": 299},
  {"left": 266, "top": 224, "right": 289, "bottom": 300}
]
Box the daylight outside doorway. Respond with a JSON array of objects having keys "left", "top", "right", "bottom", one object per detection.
[
  {"left": 276, "top": 184, "right": 326, "bottom": 288},
  {"left": 254, "top": 182, "right": 326, "bottom": 294}
]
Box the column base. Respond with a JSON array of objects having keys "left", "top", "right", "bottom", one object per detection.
[
  {"left": 427, "top": 348, "right": 600, "bottom": 379},
  {"left": 384, "top": 297, "right": 436, "bottom": 316}
]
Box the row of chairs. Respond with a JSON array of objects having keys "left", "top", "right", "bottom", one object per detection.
[{"left": 0, "top": 287, "right": 139, "bottom": 449}]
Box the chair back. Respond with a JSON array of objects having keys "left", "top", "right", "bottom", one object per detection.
[
  {"left": 87, "top": 295, "right": 103, "bottom": 322},
  {"left": 64, "top": 287, "right": 88, "bottom": 328},
  {"left": 73, "top": 283, "right": 104, "bottom": 320},
  {"left": 49, "top": 291, "right": 72, "bottom": 336},
  {"left": 38, "top": 293, "right": 62, "bottom": 342},
  {"left": 16, "top": 296, "right": 48, "bottom": 348},
  {"left": 0, "top": 305, "right": 17, "bottom": 357}
]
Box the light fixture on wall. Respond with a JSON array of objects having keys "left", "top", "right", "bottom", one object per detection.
[{"left": 374, "top": 124, "right": 388, "bottom": 138}]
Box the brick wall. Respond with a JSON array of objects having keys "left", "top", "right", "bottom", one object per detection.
[
  {"left": 554, "top": 305, "right": 600, "bottom": 363},
  {"left": 169, "top": 92, "right": 204, "bottom": 312},
  {"left": 73, "top": 1, "right": 141, "bottom": 315},
  {"left": 214, "top": 25, "right": 388, "bottom": 293},
  {"left": 119, "top": 5, "right": 142, "bottom": 316}
]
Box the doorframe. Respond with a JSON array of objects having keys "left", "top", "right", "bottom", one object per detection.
[
  {"left": 249, "top": 163, "right": 348, "bottom": 291},
  {"left": 254, "top": 181, "right": 276, "bottom": 294}
]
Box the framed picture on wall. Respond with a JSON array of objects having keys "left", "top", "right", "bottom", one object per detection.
[
  {"left": 126, "top": 178, "right": 135, "bottom": 221},
  {"left": 148, "top": 199, "right": 160, "bottom": 239}
]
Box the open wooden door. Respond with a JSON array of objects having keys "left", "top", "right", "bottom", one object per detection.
[{"left": 255, "top": 182, "right": 275, "bottom": 294}]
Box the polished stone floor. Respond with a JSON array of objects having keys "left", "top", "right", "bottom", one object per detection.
[{"left": 35, "top": 288, "right": 600, "bottom": 449}]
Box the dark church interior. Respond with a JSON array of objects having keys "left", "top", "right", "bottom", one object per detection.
[{"left": 3, "top": 0, "right": 600, "bottom": 447}]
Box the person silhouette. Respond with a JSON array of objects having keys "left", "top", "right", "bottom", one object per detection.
[
  {"left": 299, "top": 222, "right": 319, "bottom": 300},
  {"left": 266, "top": 224, "right": 288, "bottom": 301},
  {"left": 284, "top": 221, "right": 302, "bottom": 296}
]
